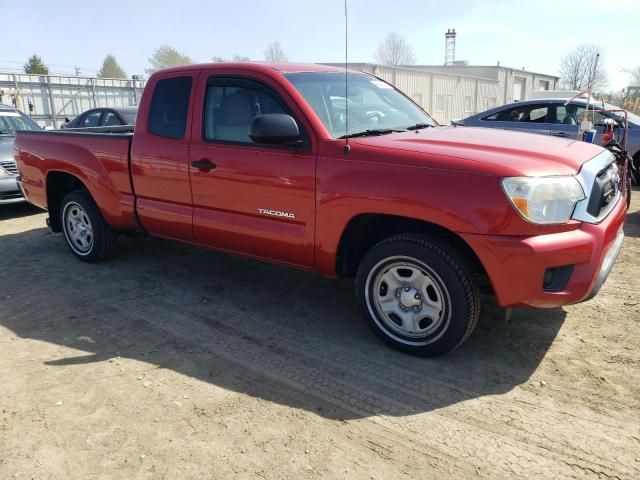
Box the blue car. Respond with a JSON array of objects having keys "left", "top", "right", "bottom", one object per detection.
[{"left": 454, "top": 98, "right": 640, "bottom": 181}]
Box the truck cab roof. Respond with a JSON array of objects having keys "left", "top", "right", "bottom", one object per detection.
[{"left": 154, "top": 62, "right": 354, "bottom": 76}]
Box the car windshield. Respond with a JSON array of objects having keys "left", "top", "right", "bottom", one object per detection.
[
  {"left": 574, "top": 102, "right": 640, "bottom": 126},
  {"left": 0, "top": 110, "right": 41, "bottom": 134},
  {"left": 285, "top": 72, "right": 436, "bottom": 138},
  {"left": 602, "top": 102, "right": 640, "bottom": 126}
]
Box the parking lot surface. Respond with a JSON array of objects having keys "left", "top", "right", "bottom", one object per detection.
[{"left": 1, "top": 190, "right": 639, "bottom": 479}]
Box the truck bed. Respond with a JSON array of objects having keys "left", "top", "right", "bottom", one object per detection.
[
  {"left": 56, "top": 125, "right": 135, "bottom": 135},
  {"left": 14, "top": 129, "right": 138, "bottom": 230}
]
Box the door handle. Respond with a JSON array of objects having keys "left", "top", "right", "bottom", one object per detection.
[
  {"left": 191, "top": 158, "right": 216, "bottom": 172},
  {"left": 550, "top": 131, "right": 568, "bottom": 137}
]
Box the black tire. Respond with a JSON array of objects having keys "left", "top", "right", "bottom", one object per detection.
[
  {"left": 59, "top": 189, "right": 116, "bottom": 262},
  {"left": 355, "top": 234, "right": 480, "bottom": 357},
  {"left": 632, "top": 154, "right": 640, "bottom": 186}
]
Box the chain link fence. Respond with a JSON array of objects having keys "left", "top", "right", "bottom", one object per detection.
[{"left": 0, "top": 72, "right": 146, "bottom": 128}]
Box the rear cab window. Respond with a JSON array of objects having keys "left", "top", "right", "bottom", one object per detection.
[{"left": 148, "top": 76, "right": 193, "bottom": 139}]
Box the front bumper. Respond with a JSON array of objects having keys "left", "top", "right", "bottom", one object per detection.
[
  {"left": 0, "top": 176, "right": 25, "bottom": 204},
  {"left": 461, "top": 195, "right": 626, "bottom": 308}
]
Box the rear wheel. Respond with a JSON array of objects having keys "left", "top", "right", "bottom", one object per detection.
[
  {"left": 355, "top": 234, "right": 480, "bottom": 357},
  {"left": 60, "top": 190, "right": 116, "bottom": 262},
  {"left": 632, "top": 153, "right": 640, "bottom": 186}
]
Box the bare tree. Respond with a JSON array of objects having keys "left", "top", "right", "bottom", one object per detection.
[
  {"left": 374, "top": 32, "right": 416, "bottom": 66},
  {"left": 623, "top": 66, "right": 640, "bottom": 85},
  {"left": 264, "top": 42, "right": 288, "bottom": 62},
  {"left": 146, "top": 45, "right": 193, "bottom": 74},
  {"left": 559, "top": 43, "right": 607, "bottom": 91}
]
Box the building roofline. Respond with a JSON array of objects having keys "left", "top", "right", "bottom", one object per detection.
[
  {"left": 409, "top": 64, "right": 560, "bottom": 80},
  {"left": 321, "top": 62, "right": 500, "bottom": 82}
]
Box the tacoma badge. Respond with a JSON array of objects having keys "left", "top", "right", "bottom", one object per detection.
[{"left": 257, "top": 208, "right": 296, "bottom": 219}]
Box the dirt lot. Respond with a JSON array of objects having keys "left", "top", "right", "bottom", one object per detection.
[{"left": 1, "top": 190, "right": 639, "bottom": 480}]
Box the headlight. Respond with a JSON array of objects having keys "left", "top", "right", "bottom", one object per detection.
[
  {"left": 502, "top": 176, "right": 585, "bottom": 224},
  {"left": 0, "top": 167, "right": 8, "bottom": 177}
]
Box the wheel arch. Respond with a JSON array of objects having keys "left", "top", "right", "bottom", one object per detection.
[
  {"left": 46, "top": 171, "right": 90, "bottom": 232},
  {"left": 335, "top": 213, "right": 493, "bottom": 294}
]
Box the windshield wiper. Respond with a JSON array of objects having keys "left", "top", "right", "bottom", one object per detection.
[
  {"left": 339, "top": 128, "right": 404, "bottom": 139},
  {"left": 0, "top": 129, "right": 14, "bottom": 135},
  {"left": 405, "top": 123, "right": 434, "bottom": 131}
]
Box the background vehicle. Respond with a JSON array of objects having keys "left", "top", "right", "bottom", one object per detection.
[
  {"left": 62, "top": 106, "right": 137, "bottom": 129},
  {"left": 0, "top": 103, "right": 41, "bottom": 204},
  {"left": 14, "top": 63, "right": 627, "bottom": 356},
  {"left": 455, "top": 98, "right": 640, "bottom": 181}
]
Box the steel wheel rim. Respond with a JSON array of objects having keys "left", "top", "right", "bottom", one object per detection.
[
  {"left": 62, "top": 201, "right": 94, "bottom": 255},
  {"left": 365, "top": 256, "right": 451, "bottom": 344}
]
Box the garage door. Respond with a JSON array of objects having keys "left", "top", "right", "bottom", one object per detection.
[{"left": 513, "top": 77, "right": 526, "bottom": 101}]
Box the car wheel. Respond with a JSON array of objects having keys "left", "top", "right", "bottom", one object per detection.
[
  {"left": 632, "top": 153, "right": 640, "bottom": 186},
  {"left": 355, "top": 234, "right": 480, "bottom": 357},
  {"left": 60, "top": 190, "right": 116, "bottom": 262}
]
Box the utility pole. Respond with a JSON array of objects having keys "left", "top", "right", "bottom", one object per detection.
[
  {"left": 131, "top": 75, "right": 140, "bottom": 105},
  {"left": 74, "top": 66, "right": 81, "bottom": 76}
]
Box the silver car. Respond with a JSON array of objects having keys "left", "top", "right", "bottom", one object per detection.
[
  {"left": 0, "top": 104, "right": 41, "bottom": 204},
  {"left": 455, "top": 98, "right": 640, "bottom": 180}
]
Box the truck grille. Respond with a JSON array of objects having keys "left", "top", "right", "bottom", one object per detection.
[
  {"left": 0, "top": 160, "right": 18, "bottom": 175},
  {"left": 586, "top": 162, "right": 621, "bottom": 219}
]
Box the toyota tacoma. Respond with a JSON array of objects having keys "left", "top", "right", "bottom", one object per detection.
[{"left": 14, "top": 63, "right": 628, "bottom": 356}]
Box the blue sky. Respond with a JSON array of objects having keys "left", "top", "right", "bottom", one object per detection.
[{"left": 3, "top": 0, "right": 638, "bottom": 90}]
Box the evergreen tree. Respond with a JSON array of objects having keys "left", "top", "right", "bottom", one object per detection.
[
  {"left": 97, "top": 54, "right": 127, "bottom": 79},
  {"left": 24, "top": 54, "right": 49, "bottom": 74}
]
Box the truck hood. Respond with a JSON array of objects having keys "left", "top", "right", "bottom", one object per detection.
[
  {"left": 0, "top": 135, "right": 15, "bottom": 163},
  {"left": 351, "top": 126, "right": 604, "bottom": 176}
]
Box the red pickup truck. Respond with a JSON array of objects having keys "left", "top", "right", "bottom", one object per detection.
[{"left": 15, "top": 63, "right": 627, "bottom": 356}]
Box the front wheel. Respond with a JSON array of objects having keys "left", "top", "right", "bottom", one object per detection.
[
  {"left": 60, "top": 190, "right": 116, "bottom": 262},
  {"left": 355, "top": 235, "right": 480, "bottom": 357}
]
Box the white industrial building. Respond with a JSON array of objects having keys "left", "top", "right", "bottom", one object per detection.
[{"left": 326, "top": 62, "right": 559, "bottom": 124}]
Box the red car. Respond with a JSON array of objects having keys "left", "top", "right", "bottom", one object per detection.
[{"left": 14, "top": 63, "right": 627, "bottom": 356}]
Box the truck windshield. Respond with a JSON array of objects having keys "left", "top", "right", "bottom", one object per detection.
[
  {"left": 285, "top": 72, "right": 436, "bottom": 138},
  {"left": 0, "top": 110, "right": 41, "bottom": 134}
]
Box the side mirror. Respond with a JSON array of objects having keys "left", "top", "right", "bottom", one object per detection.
[{"left": 249, "top": 113, "right": 300, "bottom": 145}]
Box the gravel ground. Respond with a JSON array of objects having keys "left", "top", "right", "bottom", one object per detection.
[{"left": 1, "top": 189, "right": 639, "bottom": 480}]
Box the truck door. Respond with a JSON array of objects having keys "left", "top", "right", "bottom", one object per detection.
[
  {"left": 188, "top": 73, "right": 317, "bottom": 268},
  {"left": 130, "top": 73, "right": 197, "bottom": 242}
]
